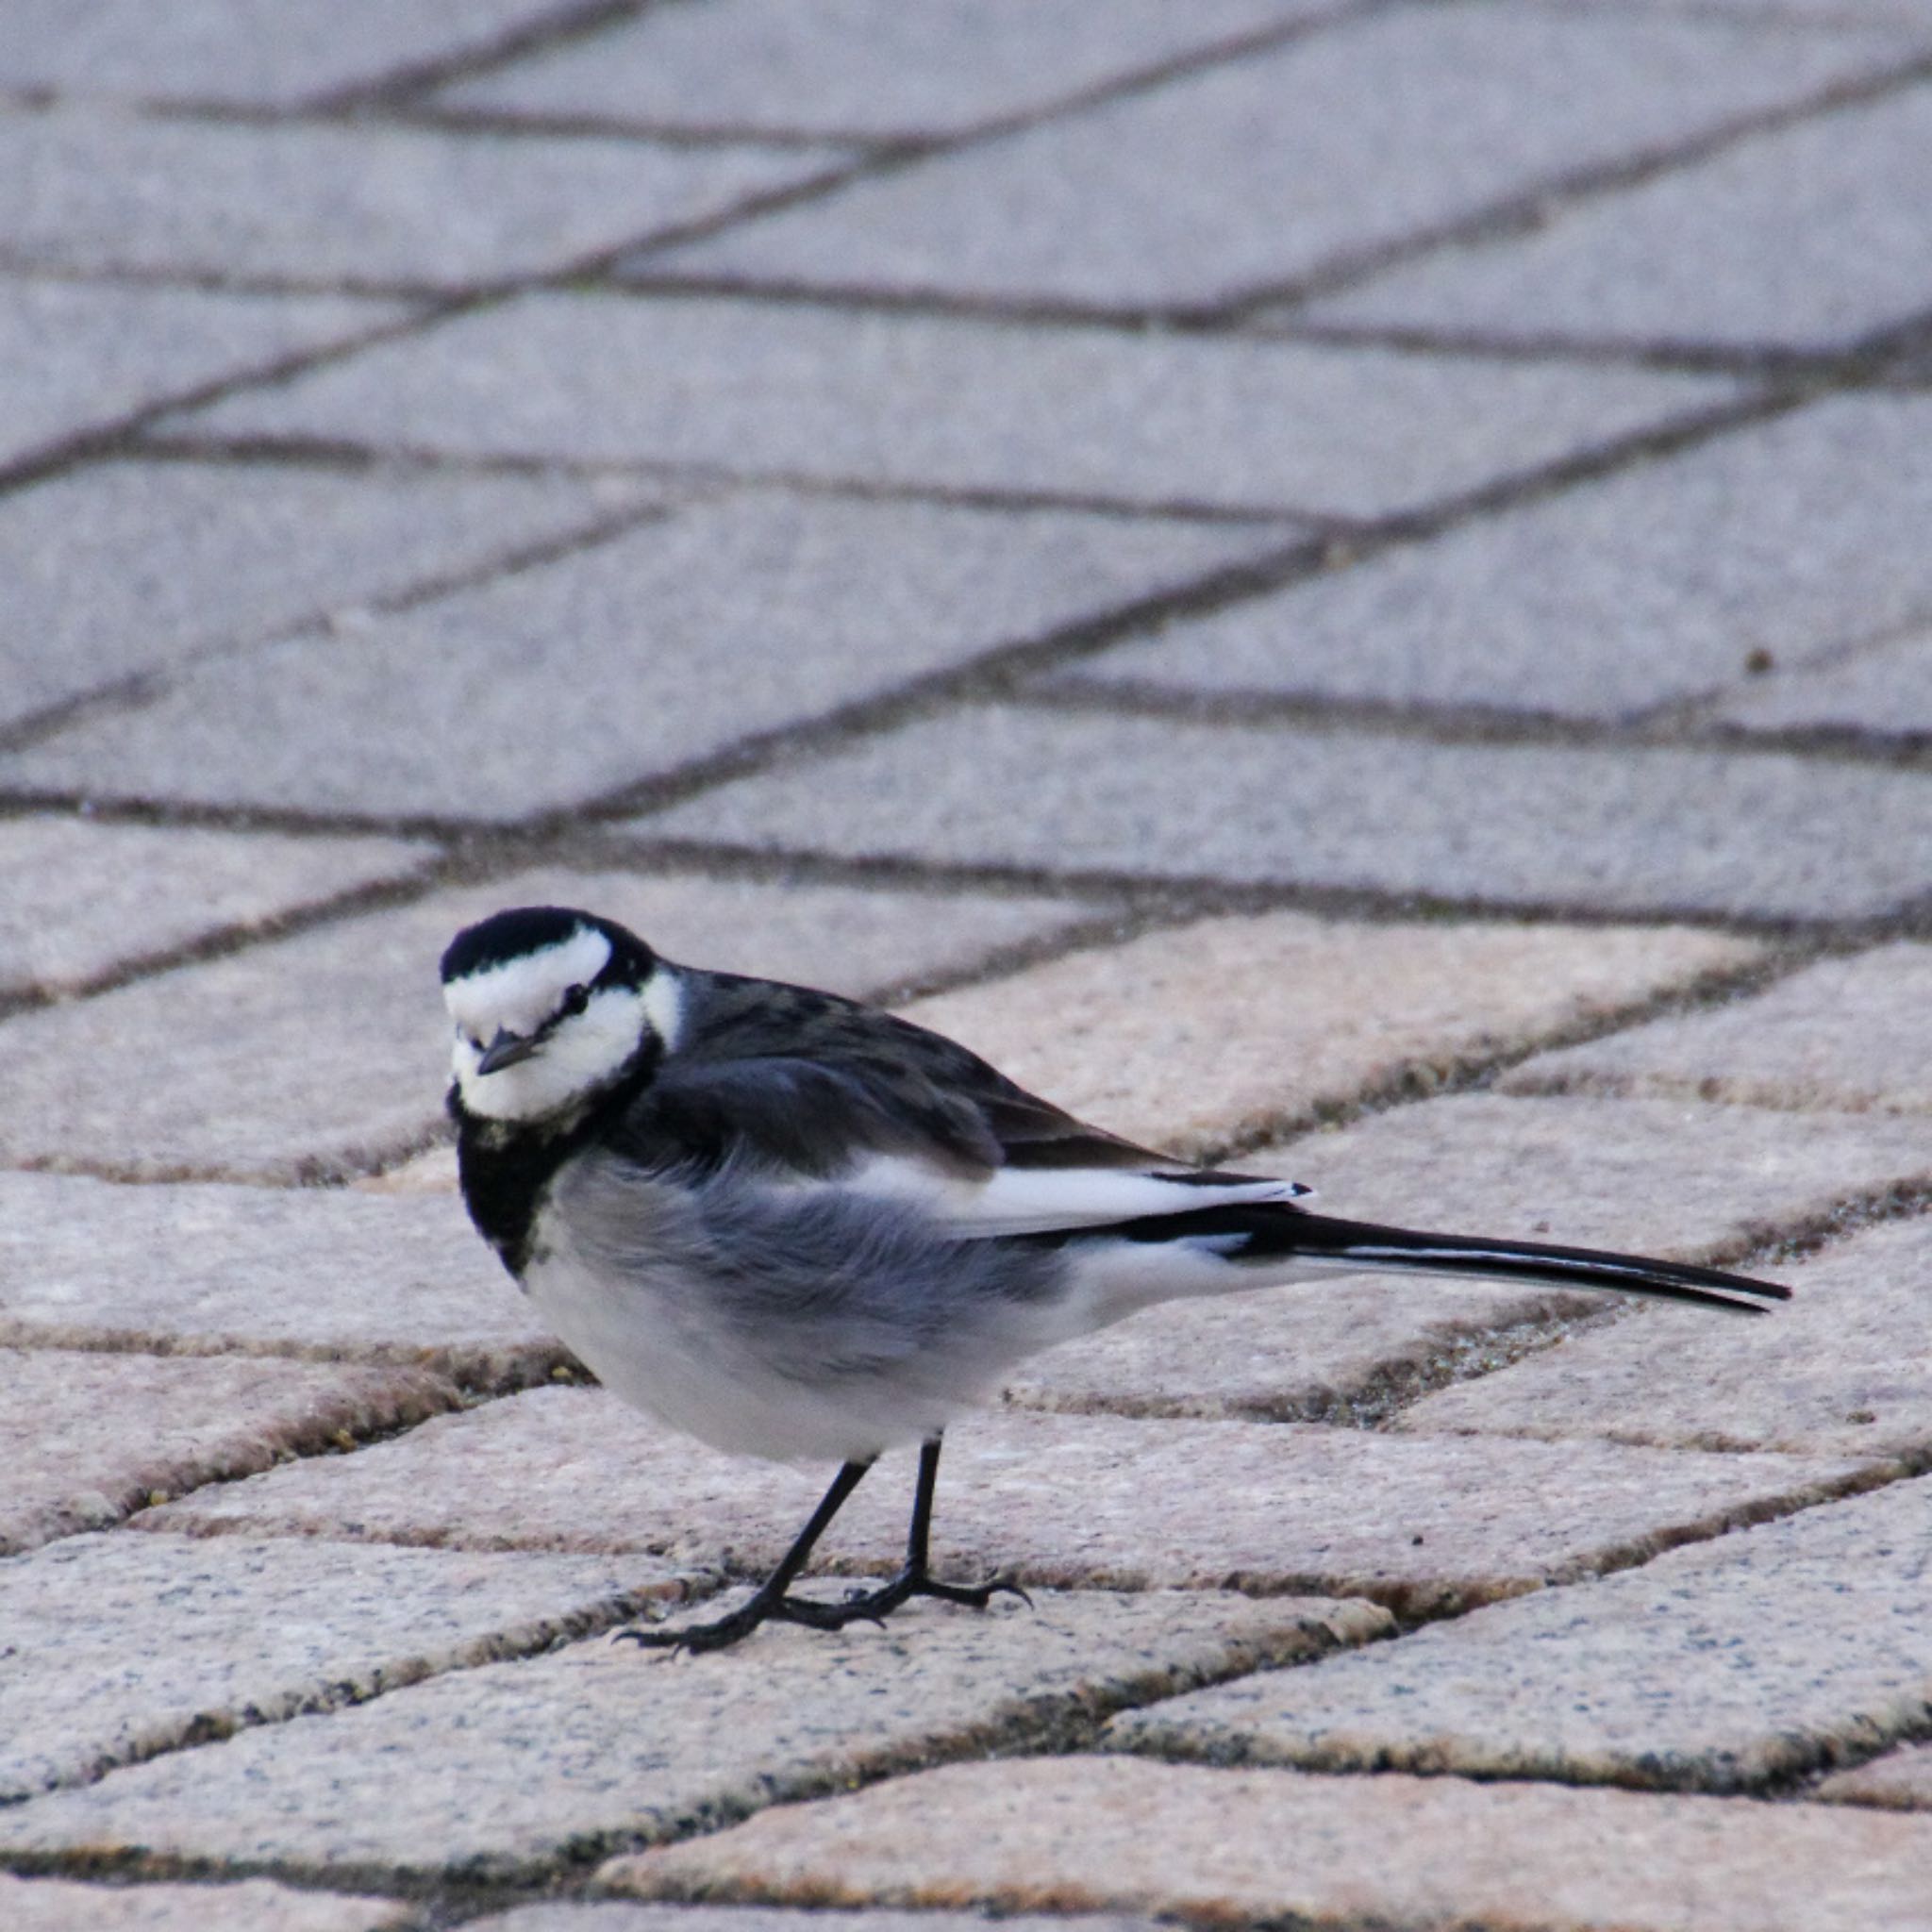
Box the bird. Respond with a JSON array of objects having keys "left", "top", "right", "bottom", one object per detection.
[{"left": 441, "top": 903, "right": 1789, "bottom": 1652}]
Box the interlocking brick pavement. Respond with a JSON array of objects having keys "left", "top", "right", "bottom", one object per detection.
[{"left": 8, "top": 2, "right": 1932, "bottom": 1925}]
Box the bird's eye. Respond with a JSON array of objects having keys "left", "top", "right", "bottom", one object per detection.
[{"left": 561, "top": 984, "right": 590, "bottom": 1017}]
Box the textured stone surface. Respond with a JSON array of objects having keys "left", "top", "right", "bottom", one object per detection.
[
  {"left": 473, "top": 1912, "right": 1160, "bottom": 1932},
  {"left": 0, "top": 1172, "right": 554, "bottom": 1387},
  {"left": 0, "top": 1874, "right": 409, "bottom": 1931},
  {"left": 1114, "top": 1478, "right": 1932, "bottom": 1792},
  {"left": 0, "top": 276, "right": 401, "bottom": 470},
  {"left": 1713, "top": 624, "right": 1932, "bottom": 737},
  {"left": 3, "top": 492, "right": 1279, "bottom": 818},
  {"left": 439, "top": 0, "right": 1330, "bottom": 138},
  {"left": 1399, "top": 1216, "right": 1932, "bottom": 1457},
  {"left": 0, "top": 1592, "right": 1386, "bottom": 1880},
  {"left": 0, "top": 105, "right": 844, "bottom": 288},
  {"left": 644, "top": 4, "right": 1913, "bottom": 308},
  {"left": 173, "top": 291, "right": 1732, "bottom": 519},
  {"left": 607, "top": 1755, "right": 1932, "bottom": 1932},
  {"left": 0, "top": 0, "right": 564, "bottom": 106},
  {"left": 1818, "top": 1741, "right": 1932, "bottom": 1809},
  {"left": 643, "top": 701, "right": 1932, "bottom": 919},
  {"left": 1058, "top": 395, "right": 1932, "bottom": 722},
  {"left": 144, "top": 1390, "right": 1866, "bottom": 1621},
  {"left": 0, "top": 1531, "right": 678, "bottom": 1799},
  {"left": 0, "top": 865, "right": 1091, "bottom": 1181},
  {"left": 0, "top": 818, "right": 430, "bottom": 998},
  {"left": 0, "top": 457, "right": 655, "bottom": 730},
  {"left": 1307, "top": 85, "right": 1932, "bottom": 353},
  {"left": 1502, "top": 942, "right": 1932, "bottom": 1114},
  {"left": 898, "top": 911, "right": 1763, "bottom": 1158},
  {"left": 0, "top": 1349, "right": 456, "bottom": 1554}
]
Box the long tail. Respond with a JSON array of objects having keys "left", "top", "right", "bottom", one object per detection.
[{"left": 1106, "top": 1204, "right": 1789, "bottom": 1315}]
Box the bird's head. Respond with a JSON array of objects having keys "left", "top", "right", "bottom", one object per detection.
[{"left": 440, "top": 906, "right": 676, "bottom": 1124}]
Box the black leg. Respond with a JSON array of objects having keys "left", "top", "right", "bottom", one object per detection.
[{"left": 615, "top": 1457, "right": 875, "bottom": 1654}]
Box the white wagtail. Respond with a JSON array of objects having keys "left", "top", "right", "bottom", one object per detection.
[{"left": 441, "top": 904, "right": 1787, "bottom": 1651}]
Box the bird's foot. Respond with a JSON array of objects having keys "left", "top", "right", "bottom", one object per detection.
[{"left": 824, "top": 1564, "right": 1033, "bottom": 1630}]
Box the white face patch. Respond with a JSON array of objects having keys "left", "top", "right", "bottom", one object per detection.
[{"left": 444, "top": 925, "right": 612, "bottom": 1045}]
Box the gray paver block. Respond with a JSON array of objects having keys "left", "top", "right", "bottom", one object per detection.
[
  {"left": 0, "top": 865, "right": 1091, "bottom": 1183},
  {"left": 1714, "top": 624, "right": 1932, "bottom": 736},
  {"left": 0, "top": 1348, "right": 457, "bottom": 1554},
  {"left": 1818, "top": 1740, "right": 1932, "bottom": 1809},
  {"left": 0, "top": 818, "right": 431, "bottom": 998},
  {"left": 0, "top": 1172, "right": 556, "bottom": 1386},
  {"left": 0, "top": 1591, "right": 1385, "bottom": 1880},
  {"left": 1305, "top": 86, "right": 1932, "bottom": 353},
  {"left": 1057, "top": 395, "right": 1932, "bottom": 721},
  {"left": 605, "top": 1755, "right": 1932, "bottom": 1932},
  {"left": 2, "top": 491, "right": 1281, "bottom": 818},
  {"left": 0, "top": 0, "right": 567, "bottom": 106},
  {"left": 1399, "top": 1215, "right": 1932, "bottom": 1457},
  {"left": 644, "top": 3, "right": 1914, "bottom": 308},
  {"left": 0, "top": 1873, "right": 409, "bottom": 1931},
  {"left": 0, "top": 105, "right": 846, "bottom": 289},
  {"left": 641, "top": 700, "right": 1932, "bottom": 919},
  {"left": 1502, "top": 941, "right": 1932, "bottom": 1115},
  {"left": 1113, "top": 1477, "right": 1932, "bottom": 1793},
  {"left": 439, "top": 0, "right": 1331, "bottom": 138},
  {"left": 0, "top": 1531, "right": 679, "bottom": 1799},
  {"left": 170, "top": 290, "right": 1733, "bottom": 519},
  {"left": 0, "top": 276, "right": 403, "bottom": 470},
  {"left": 142, "top": 1390, "right": 1868, "bottom": 1621},
  {"left": 0, "top": 458, "right": 658, "bottom": 729},
  {"left": 899, "top": 911, "right": 1762, "bottom": 1159}
]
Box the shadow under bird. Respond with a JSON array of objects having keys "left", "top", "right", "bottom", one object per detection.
[{"left": 441, "top": 904, "right": 1789, "bottom": 1652}]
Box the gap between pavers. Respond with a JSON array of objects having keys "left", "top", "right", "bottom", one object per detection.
[
  {"left": 601, "top": 1755, "right": 1932, "bottom": 1932},
  {"left": 0, "top": 1348, "right": 457, "bottom": 1556},
  {"left": 1108, "top": 1475, "right": 1932, "bottom": 1795},
  {"left": 141, "top": 1389, "right": 1874, "bottom": 1622},
  {"left": 1398, "top": 1214, "right": 1932, "bottom": 1458},
  {"left": 0, "top": 1531, "right": 684, "bottom": 1801},
  {"left": 0, "top": 865, "right": 1094, "bottom": 1183},
  {"left": 464, "top": 1908, "right": 1164, "bottom": 1932},
  {"left": 0, "top": 1171, "right": 560, "bottom": 1389},
  {"left": 0, "top": 1872, "right": 411, "bottom": 1932},
  {"left": 0, "top": 1591, "right": 1385, "bottom": 1884},
  {"left": 1501, "top": 941, "right": 1932, "bottom": 1117}
]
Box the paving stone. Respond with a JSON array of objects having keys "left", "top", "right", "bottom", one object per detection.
[
  {"left": 0, "top": 865, "right": 1091, "bottom": 1181},
  {"left": 0, "top": 1531, "right": 678, "bottom": 1799},
  {"left": 1714, "top": 623, "right": 1932, "bottom": 737},
  {"left": 1818, "top": 1740, "right": 1932, "bottom": 1809},
  {"left": 171, "top": 290, "right": 1733, "bottom": 519},
  {"left": 1304, "top": 84, "right": 1932, "bottom": 354},
  {"left": 0, "top": 458, "right": 658, "bottom": 730},
  {"left": 1056, "top": 395, "right": 1932, "bottom": 721},
  {"left": 1113, "top": 1477, "right": 1932, "bottom": 1793},
  {"left": 0, "top": 1348, "right": 457, "bottom": 1555},
  {"left": 0, "top": 105, "right": 844, "bottom": 290},
  {"left": 0, "top": 275, "right": 402, "bottom": 471},
  {"left": 641, "top": 3, "right": 1913, "bottom": 309},
  {"left": 1398, "top": 1216, "right": 1932, "bottom": 1457},
  {"left": 899, "top": 911, "right": 1762, "bottom": 1160},
  {"left": 0, "top": 1591, "right": 1385, "bottom": 1881},
  {"left": 641, "top": 700, "right": 1932, "bottom": 920},
  {"left": 605, "top": 1754, "right": 1932, "bottom": 1932},
  {"left": 0, "top": 1873, "right": 409, "bottom": 1932},
  {"left": 0, "top": 1171, "right": 558, "bottom": 1386},
  {"left": 143, "top": 1389, "right": 1868, "bottom": 1622},
  {"left": 473, "top": 1911, "right": 1158, "bottom": 1932},
  {"left": 0, "top": 818, "right": 431, "bottom": 998},
  {"left": 0, "top": 0, "right": 571, "bottom": 107},
  {"left": 439, "top": 0, "right": 1331, "bottom": 139},
  {"left": 1502, "top": 941, "right": 1932, "bottom": 1115},
  {"left": 1, "top": 491, "right": 1280, "bottom": 818}
]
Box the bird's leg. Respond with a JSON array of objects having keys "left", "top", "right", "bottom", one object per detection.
[
  {"left": 616, "top": 1457, "right": 875, "bottom": 1654},
  {"left": 818, "top": 1434, "right": 1031, "bottom": 1628}
]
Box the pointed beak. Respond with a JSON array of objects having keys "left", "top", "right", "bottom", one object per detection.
[{"left": 476, "top": 1027, "right": 541, "bottom": 1075}]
